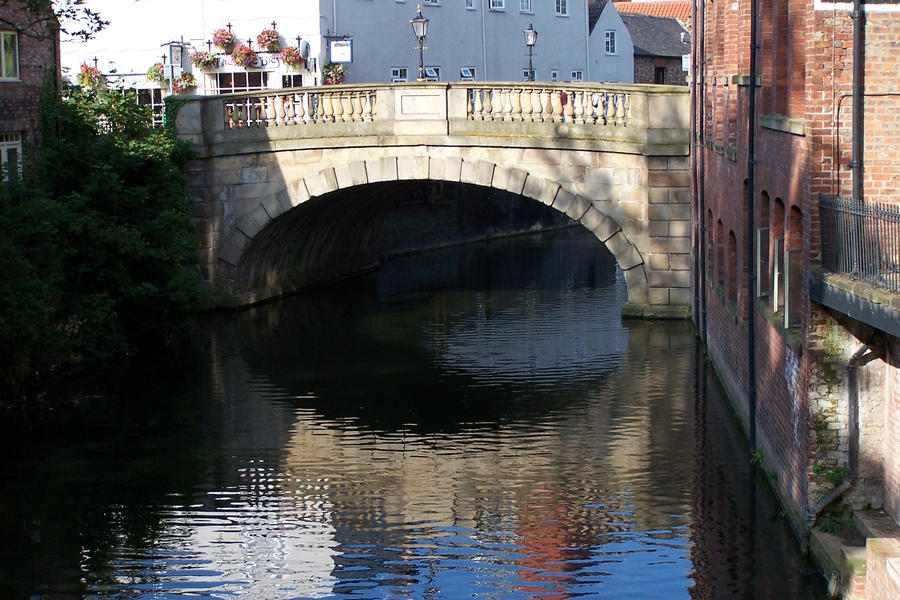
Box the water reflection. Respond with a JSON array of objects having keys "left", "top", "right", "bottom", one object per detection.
[{"left": 0, "top": 228, "right": 824, "bottom": 599}]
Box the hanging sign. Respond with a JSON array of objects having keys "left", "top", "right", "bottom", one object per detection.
[{"left": 329, "top": 39, "right": 353, "bottom": 63}]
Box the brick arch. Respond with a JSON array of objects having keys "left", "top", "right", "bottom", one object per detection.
[{"left": 219, "top": 154, "right": 649, "bottom": 307}]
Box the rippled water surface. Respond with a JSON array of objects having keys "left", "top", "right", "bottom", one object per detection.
[{"left": 1, "top": 228, "right": 825, "bottom": 599}]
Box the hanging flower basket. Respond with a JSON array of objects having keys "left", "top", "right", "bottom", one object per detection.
[
  {"left": 280, "top": 46, "right": 305, "bottom": 69},
  {"left": 322, "top": 62, "right": 344, "bottom": 85},
  {"left": 190, "top": 50, "right": 217, "bottom": 69},
  {"left": 173, "top": 73, "right": 196, "bottom": 94},
  {"left": 76, "top": 63, "right": 105, "bottom": 88},
  {"left": 212, "top": 27, "right": 236, "bottom": 51},
  {"left": 146, "top": 62, "right": 166, "bottom": 83},
  {"left": 231, "top": 44, "right": 257, "bottom": 67},
  {"left": 257, "top": 28, "right": 280, "bottom": 52}
]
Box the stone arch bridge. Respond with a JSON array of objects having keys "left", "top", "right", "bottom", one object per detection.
[{"left": 175, "top": 82, "right": 691, "bottom": 316}]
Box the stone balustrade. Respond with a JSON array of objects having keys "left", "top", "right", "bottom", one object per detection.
[
  {"left": 224, "top": 88, "right": 378, "bottom": 128},
  {"left": 465, "top": 85, "right": 629, "bottom": 126}
]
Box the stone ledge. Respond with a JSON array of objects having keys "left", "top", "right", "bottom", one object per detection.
[
  {"left": 621, "top": 302, "right": 691, "bottom": 320},
  {"left": 810, "top": 269, "right": 900, "bottom": 338}
]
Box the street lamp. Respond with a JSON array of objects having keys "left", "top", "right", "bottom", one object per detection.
[
  {"left": 523, "top": 24, "right": 537, "bottom": 82},
  {"left": 410, "top": 4, "right": 429, "bottom": 81}
]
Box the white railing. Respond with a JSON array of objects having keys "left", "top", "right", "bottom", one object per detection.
[
  {"left": 465, "top": 85, "right": 629, "bottom": 126},
  {"left": 224, "top": 88, "right": 377, "bottom": 128}
]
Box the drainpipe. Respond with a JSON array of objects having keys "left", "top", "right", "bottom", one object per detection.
[
  {"left": 850, "top": 0, "right": 865, "bottom": 203},
  {"left": 697, "top": 0, "right": 708, "bottom": 348},
  {"left": 691, "top": 0, "right": 699, "bottom": 331},
  {"left": 747, "top": 0, "right": 759, "bottom": 448},
  {"left": 806, "top": 343, "right": 869, "bottom": 529}
]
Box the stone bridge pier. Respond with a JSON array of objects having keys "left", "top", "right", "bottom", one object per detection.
[{"left": 175, "top": 82, "right": 691, "bottom": 316}]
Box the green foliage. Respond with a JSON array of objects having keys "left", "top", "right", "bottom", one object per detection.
[
  {"left": 1, "top": 82, "right": 199, "bottom": 397},
  {"left": 750, "top": 450, "right": 777, "bottom": 482},
  {"left": 813, "top": 462, "right": 848, "bottom": 485}
]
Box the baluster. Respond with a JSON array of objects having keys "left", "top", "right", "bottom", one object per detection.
[
  {"left": 369, "top": 90, "right": 377, "bottom": 120},
  {"left": 472, "top": 88, "right": 484, "bottom": 120},
  {"left": 510, "top": 88, "right": 522, "bottom": 121},
  {"left": 322, "top": 93, "right": 335, "bottom": 123},
  {"left": 351, "top": 93, "right": 363, "bottom": 122},
  {"left": 606, "top": 92, "right": 616, "bottom": 125},
  {"left": 276, "top": 94, "right": 286, "bottom": 126},
  {"left": 573, "top": 90, "right": 584, "bottom": 124},
  {"left": 340, "top": 93, "right": 353, "bottom": 122},
  {"left": 499, "top": 88, "right": 510, "bottom": 122},
  {"left": 225, "top": 103, "right": 235, "bottom": 128},
  {"left": 551, "top": 90, "right": 563, "bottom": 123},
  {"left": 466, "top": 89, "right": 473, "bottom": 120},
  {"left": 540, "top": 89, "right": 552, "bottom": 122},
  {"left": 332, "top": 93, "right": 344, "bottom": 122},
  {"left": 520, "top": 87, "right": 532, "bottom": 122},
  {"left": 531, "top": 89, "right": 542, "bottom": 122},
  {"left": 495, "top": 88, "right": 505, "bottom": 121},
  {"left": 294, "top": 92, "right": 305, "bottom": 124},
  {"left": 283, "top": 94, "right": 294, "bottom": 125},
  {"left": 564, "top": 90, "right": 575, "bottom": 123},
  {"left": 615, "top": 93, "right": 626, "bottom": 126},
  {"left": 482, "top": 88, "right": 494, "bottom": 121},
  {"left": 361, "top": 92, "right": 372, "bottom": 122},
  {"left": 587, "top": 92, "right": 598, "bottom": 124}
]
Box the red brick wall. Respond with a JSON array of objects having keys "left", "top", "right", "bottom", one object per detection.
[
  {"left": 0, "top": 2, "right": 60, "bottom": 165},
  {"left": 866, "top": 538, "right": 900, "bottom": 600}
]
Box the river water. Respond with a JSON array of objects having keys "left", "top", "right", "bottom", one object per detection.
[{"left": 1, "top": 227, "right": 825, "bottom": 599}]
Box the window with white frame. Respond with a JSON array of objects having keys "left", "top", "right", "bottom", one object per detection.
[
  {"left": 423, "top": 0, "right": 439, "bottom": 5},
  {"left": 605, "top": 30, "right": 616, "bottom": 54},
  {"left": 550, "top": 70, "right": 559, "bottom": 81},
  {"left": 570, "top": 70, "right": 583, "bottom": 81},
  {"left": 1, "top": 31, "right": 18, "bottom": 79},
  {"left": 282, "top": 74, "right": 303, "bottom": 88},
  {"left": 466, "top": 0, "right": 475, "bottom": 7},
  {"left": 424, "top": 66, "right": 440, "bottom": 81},
  {"left": 460, "top": 66, "right": 476, "bottom": 81},
  {"left": 1, "top": 133, "right": 22, "bottom": 181},
  {"left": 391, "top": 67, "right": 408, "bottom": 82},
  {"left": 215, "top": 71, "right": 268, "bottom": 94},
  {"left": 490, "top": 0, "right": 505, "bottom": 10},
  {"left": 135, "top": 88, "right": 165, "bottom": 127},
  {"left": 522, "top": 69, "right": 531, "bottom": 81},
  {"left": 520, "top": 0, "right": 532, "bottom": 12},
  {"left": 555, "top": 0, "right": 568, "bottom": 15}
]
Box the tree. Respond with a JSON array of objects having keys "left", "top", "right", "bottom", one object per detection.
[{"left": 0, "top": 0, "right": 107, "bottom": 41}]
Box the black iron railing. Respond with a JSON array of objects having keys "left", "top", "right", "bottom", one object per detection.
[{"left": 819, "top": 195, "right": 900, "bottom": 293}]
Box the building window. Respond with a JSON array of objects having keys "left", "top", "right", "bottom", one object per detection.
[
  {"left": 391, "top": 67, "right": 408, "bottom": 82},
  {"left": 520, "top": 0, "right": 533, "bottom": 12},
  {"left": 555, "top": 0, "right": 568, "bottom": 15},
  {"left": 135, "top": 88, "right": 164, "bottom": 127},
  {"left": 522, "top": 69, "right": 531, "bottom": 81},
  {"left": 466, "top": 0, "right": 475, "bottom": 8},
  {"left": 282, "top": 74, "right": 303, "bottom": 88},
  {"left": 424, "top": 66, "right": 440, "bottom": 81},
  {"left": 570, "top": 70, "right": 583, "bottom": 81},
  {"left": 460, "top": 66, "right": 476, "bottom": 81},
  {"left": 215, "top": 72, "right": 268, "bottom": 94},
  {"left": 1, "top": 133, "right": 22, "bottom": 182},
  {"left": 654, "top": 67, "right": 666, "bottom": 84},
  {"left": 423, "top": 0, "right": 439, "bottom": 5},
  {"left": 550, "top": 70, "right": 559, "bottom": 81},
  {"left": 605, "top": 31, "right": 616, "bottom": 54},
  {"left": 490, "top": 0, "right": 505, "bottom": 10},
  {"left": 1, "top": 32, "right": 18, "bottom": 79}
]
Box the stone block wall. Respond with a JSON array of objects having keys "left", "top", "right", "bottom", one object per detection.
[{"left": 866, "top": 538, "right": 900, "bottom": 600}]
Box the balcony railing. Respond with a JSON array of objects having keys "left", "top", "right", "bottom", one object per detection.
[{"left": 819, "top": 195, "right": 900, "bottom": 293}]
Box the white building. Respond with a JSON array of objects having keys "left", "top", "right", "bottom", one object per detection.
[{"left": 61, "top": 0, "right": 632, "bottom": 115}]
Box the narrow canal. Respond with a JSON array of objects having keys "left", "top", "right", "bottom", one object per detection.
[{"left": 1, "top": 227, "right": 825, "bottom": 599}]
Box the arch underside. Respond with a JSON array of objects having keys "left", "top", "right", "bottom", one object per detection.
[{"left": 218, "top": 155, "right": 649, "bottom": 307}]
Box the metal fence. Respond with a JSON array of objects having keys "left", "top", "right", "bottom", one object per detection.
[{"left": 819, "top": 195, "right": 900, "bottom": 293}]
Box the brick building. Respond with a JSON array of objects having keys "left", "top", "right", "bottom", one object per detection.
[
  {"left": 693, "top": 0, "right": 900, "bottom": 595},
  {"left": 618, "top": 12, "right": 690, "bottom": 85},
  {"left": 0, "top": 1, "right": 59, "bottom": 181}
]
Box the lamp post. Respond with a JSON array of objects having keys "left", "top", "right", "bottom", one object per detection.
[
  {"left": 523, "top": 24, "right": 537, "bottom": 82},
  {"left": 410, "top": 4, "right": 429, "bottom": 81}
]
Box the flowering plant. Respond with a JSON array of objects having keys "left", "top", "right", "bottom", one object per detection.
[
  {"left": 212, "top": 27, "right": 236, "bottom": 50},
  {"left": 231, "top": 44, "right": 257, "bottom": 67},
  {"left": 190, "top": 50, "right": 217, "bottom": 69},
  {"left": 173, "top": 73, "right": 196, "bottom": 94},
  {"left": 76, "top": 63, "right": 105, "bottom": 88},
  {"left": 146, "top": 62, "right": 166, "bottom": 83},
  {"left": 322, "top": 62, "right": 344, "bottom": 85},
  {"left": 280, "top": 46, "right": 304, "bottom": 69},
  {"left": 256, "top": 28, "right": 280, "bottom": 51}
]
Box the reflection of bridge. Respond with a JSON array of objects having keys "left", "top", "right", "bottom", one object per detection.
[{"left": 175, "top": 82, "right": 690, "bottom": 315}]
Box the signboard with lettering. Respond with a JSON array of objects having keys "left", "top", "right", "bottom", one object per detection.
[{"left": 329, "top": 39, "right": 353, "bottom": 63}]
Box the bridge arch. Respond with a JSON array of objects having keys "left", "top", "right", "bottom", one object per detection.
[{"left": 217, "top": 154, "right": 650, "bottom": 308}]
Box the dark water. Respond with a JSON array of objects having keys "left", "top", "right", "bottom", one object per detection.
[{"left": 1, "top": 227, "right": 825, "bottom": 599}]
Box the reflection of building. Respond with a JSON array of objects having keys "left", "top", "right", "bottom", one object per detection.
[{"left": 0, "top": 3, "right": 59, "bottom": 180}]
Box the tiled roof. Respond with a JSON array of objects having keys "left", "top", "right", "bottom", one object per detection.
[
  {"left": 619, "top": 13, "right": 691, "bottom": 58},
  {"left": 612, "top": 1, "right": 692, "bottom": 29}
]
